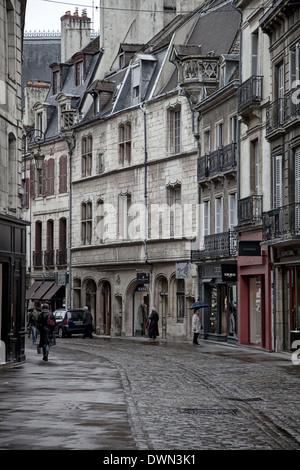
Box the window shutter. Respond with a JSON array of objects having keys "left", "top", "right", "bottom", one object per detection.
[
  {"left": 42, "top": 161, "right": 47, "bottom": 196},
  {"left": 274, "top": 155, "right": 282, "bottom": 208},
  {"left": 30, "top": 163, "right": 35, "bottom": 199}
]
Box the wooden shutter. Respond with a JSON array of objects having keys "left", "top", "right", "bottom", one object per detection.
[
  {"left": 274, "top": 155, "right": 282, "bottom": 208},
  {"left": 29, "top": 163, "right": 35, "bottom": 199}
]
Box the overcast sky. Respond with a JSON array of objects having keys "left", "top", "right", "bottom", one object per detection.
[{"left": 25, "top": 0, "right": 100, "bottom": 32}]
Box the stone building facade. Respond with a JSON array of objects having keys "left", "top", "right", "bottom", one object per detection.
[{"left": 0, "top": 0, "right": 27, "bottom": 363}]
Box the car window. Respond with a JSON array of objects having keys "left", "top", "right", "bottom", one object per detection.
[{"left": 68, "top": 310, "right": 84, "bottom": 320}]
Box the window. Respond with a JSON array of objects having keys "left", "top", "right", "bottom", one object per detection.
[
  {"left": 34, "top": 221, "right": 43, "bottom": 267},
  {"left": 215, "top": 197, "right": 223, "bottom": 233},
  {"left": 58, "top": 218, "right": 67, "bottom": 266},
  {"left": 167, "top": 185, "right": 181, "bottom": 237},
  {"left": 216, "top": 122, "right": 223, "bottom": 149},
  {"left": 228, "top": 193, "right": 237, "bottom": 230},
  {"left": 168, "top": 106, "right": 181, "bottom": 154},
  {"left": 46, "top": 220, "right": 54, "bottom": 266},
  {"left": 118, "top": 193, "right": 132, "bottom": 240},
  {"left": 47, "top": 158, "right": 55, "bottom": 196},
  {"left": 59, "top": 155, "right": 68, "bottom": 193},
  {"left": 203, "top": 200, "right": 210, "bottom": 236},
  {"left": 81, "top": 135, "right": 92, "bottom": 177},
  {"left": 176, "top": 279, "right": 185, "bottom": 323},
  {"left": 250, "top": 140, "right": 259, "bottom": 195},
  {"left": 230, "top": 116, "right": 237, "bottom": 143},
  {"left": 273, "top": 155, "right": 282, "bottom": 208},
  {"left": 52, "top": 70, "right": 61, "bottom": 94},
  {"left": 75, "top": 61, "right": 84, "bottom": 86},
  {"left": 290, "top": 44, "right": 300, "bottom": 87},
  {"left": 119, "top": 122, "right": 131, "bottom": 164},
  {"left": 204, "top": 129, "right": 210, "bottom": 154},
  {"left": 97, "top": 153, "right": 104, "bottom": 174},
  {"left": 81, "top": 201, "right": 92, "bottom": 245},
  {"left": 251, "top": 31, "right": 259, "bottom": 76},
  {"left": 96, "top": 199, "right": 105, "bottom": 242}
]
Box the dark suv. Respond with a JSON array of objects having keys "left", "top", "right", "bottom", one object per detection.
[{"left": 55, "top": 308, "right": 87, "bottom": 338}]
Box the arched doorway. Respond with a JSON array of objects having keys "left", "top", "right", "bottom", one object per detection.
[
  {"left": 133, "top": 286, "right": 149, "bottom": 337},
  {"left": 101, "top": 281, "right": 111, "bottom": 335},
  {"left": 85, "top": 279, "right": 96, "bottom": 320}
]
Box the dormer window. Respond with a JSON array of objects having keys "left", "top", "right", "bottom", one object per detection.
[
  {"left": 75, "top": 60, "right": 84, "bottom": 86},
  {"left": 50, "top": 63, "right": 62, "bottom": 95}
]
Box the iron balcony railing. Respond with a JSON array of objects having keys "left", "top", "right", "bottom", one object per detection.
[
  {"left": 44, "top": 249, "right": 55, "bottom": 267},
  {"left": 197, "top": 143, "right": 237, "bottom": 180},
  {"left": 56, "top": 248, "right": 67, "bottom": 266},
  {"left": 262, "top": 202, "right": 300, "bottom": 241},
  {"left": 33, "top": 251, "right": 43, "bottom": 268},
  {"left": 266, "top": 88, "right": 300, "bottom": 135},
  {"left": 238, "top": 195, "right": 263, "bottom": 225},
  {"left": 191, "top": 230, "right": 237, "bottom": 260},
  {"left": 238, "top": 75, "right": 263, "bottom": 113}
]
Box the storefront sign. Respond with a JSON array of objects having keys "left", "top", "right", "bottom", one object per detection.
[
  {"left": 137, "top": 272, "right": 150, "bottom": 284},
  {"left": 137, "top": 286, "right": 148, "bottom": 291},
  {"left": 239, "top": 241, "right": 261, "bottom": 257},
  {"left": 221, "top": 264, "right": 237, "bottom": 282}
]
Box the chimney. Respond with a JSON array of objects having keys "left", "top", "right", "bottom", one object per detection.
[{"left": 60, "top": 10, "right": 91, "bottom": 63}]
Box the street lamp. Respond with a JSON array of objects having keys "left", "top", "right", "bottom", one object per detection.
[{"left": 24, "top": 128, "right": 46, "bottom": 169}]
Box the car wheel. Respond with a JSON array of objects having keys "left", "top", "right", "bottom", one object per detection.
[{"left": 58, "top": 327, "right": 64, "bottom": 338}]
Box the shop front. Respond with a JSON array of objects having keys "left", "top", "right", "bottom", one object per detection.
[
  {"left": 200, "top": 262, "right": 237, "bottom": 343},
  {"left": 237, "top": 235, "right": 272, "bottom": 351}
]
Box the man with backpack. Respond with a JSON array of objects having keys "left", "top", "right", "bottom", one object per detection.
[{"left": 37, "top": 304, "right": 56, "bottom": 362}]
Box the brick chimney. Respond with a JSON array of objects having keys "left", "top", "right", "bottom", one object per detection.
[{"left": 60, "top": 9, "right": 91, "bottom": 62}]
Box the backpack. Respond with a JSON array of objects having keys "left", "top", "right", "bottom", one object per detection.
[{"left": 47, "top": 313, "right": 55, "bottom": 327}]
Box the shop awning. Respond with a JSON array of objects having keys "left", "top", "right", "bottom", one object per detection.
[
  {"left": 42, "top": 283, "right": 63, "bottom": 300},
  {"left": 26, "top": 281, "right": 43, "bottom": 300},
  {"left": 30, "top": 281, "right": 54, "bottom": 300}
]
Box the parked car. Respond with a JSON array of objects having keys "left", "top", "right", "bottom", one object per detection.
[{"left": 54, "top": 308, "right": 90, "bottom": 338}]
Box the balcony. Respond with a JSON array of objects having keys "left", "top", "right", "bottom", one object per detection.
[
  {"left": 266, "top": 89, "right": 300, "bottom": 135},
  {"left": 238, "top": 195, "right": 263, "bottom": 226},
  {"left": 33, "top": 251, "right": 43, "bottom": 268},
  {"left": 56, "top": 248, "right": 67, "bottom": 266},
  {"left": 191, "top": 230, "right": 237, "bottom": 260},
  {"left": 238, "top": 76, "right": 263, "bottom": 114},
  {"left": 44, "top": 249, "right": 55, "bottom": 267},
  {"left": 197, "top": 143, "right": 237, "bottom": 181},
  {"left": 262, "top": 203, "right": 300, "bottom": 241}
]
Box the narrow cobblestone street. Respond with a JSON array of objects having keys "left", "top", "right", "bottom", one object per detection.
[{"left": 1, "top": 336, "right": 300, "bottom": 452}]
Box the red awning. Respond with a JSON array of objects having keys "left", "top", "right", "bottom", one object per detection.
[
  {"left": 26, "top": 281, "right": 43, "bottom": 300},
  {"left": 30, "top": 281, "right": 54, "bottom": 300},
  {"left": 42, "top": 283, "right": 63, "bottom": 300}
]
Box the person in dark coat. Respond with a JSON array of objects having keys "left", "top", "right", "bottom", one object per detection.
[
  {"left": 27, "top": 308, "right": 39, "bottom": 344},
  {"left": 83, "top": 306, "right": 93, "bottom": 338},
  {"left": 148, "top": 307, "right": 159, "bottom": 341},
  {"left": 37, "top": 304, "right": 56, "bottom": 362}
]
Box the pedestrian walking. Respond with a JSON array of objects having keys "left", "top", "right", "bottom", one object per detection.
[
  {"left": 27, "top": 308, "right": 39, "bottom": 344},
  {"left": 83, "top": 306, "right": 94, "bottom": 338},
  {"left": 148, "top": 307, "right": 159, "bottom": 341},
  {"left": 37, "top": 304, "right": 56, "bottom": 362},
  {"left": 192, "top": 309, "right": 201, "bottom": 345}
]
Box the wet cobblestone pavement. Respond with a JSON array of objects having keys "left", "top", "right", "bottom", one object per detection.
[{"left": 1, "top": 335, "right": 300, "bottom": 451}]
